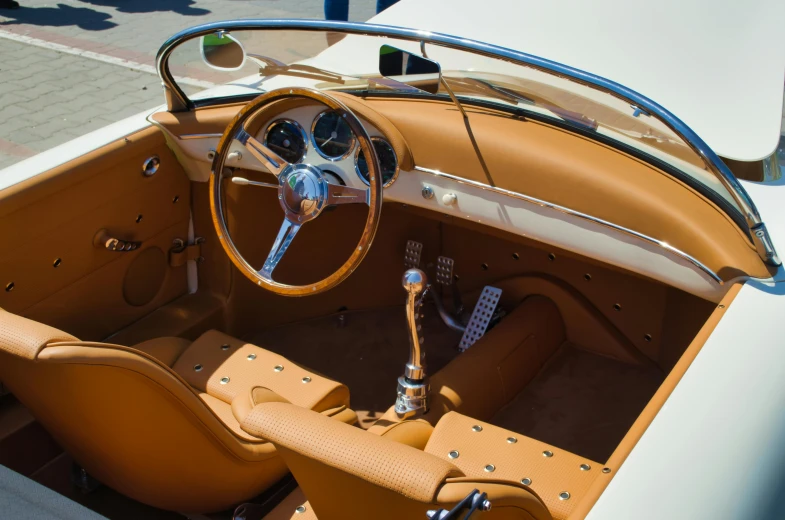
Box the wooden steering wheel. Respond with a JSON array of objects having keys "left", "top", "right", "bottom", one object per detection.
[{"left": 209, "top": 88, "right": 383, "bottom": 296}]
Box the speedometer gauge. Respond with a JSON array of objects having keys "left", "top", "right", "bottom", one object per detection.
[
  {"left": 311, "top": 110, "right": 356, "bottom": 160},
  {"left": 355, "top": 138, "right": 398, "bottom": 187},
  {"left": 264, "top": 119, "right": 307, "bottom": 163}
]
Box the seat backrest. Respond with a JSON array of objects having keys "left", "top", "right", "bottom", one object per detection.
[
  {"left": 241, "top": 402, "right": 553, "bottom": 520},
  {"left": 0, "top": 309, "right": 284, "bottom": 513}
]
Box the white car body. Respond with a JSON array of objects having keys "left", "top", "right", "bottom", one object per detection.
[{"left": 2, "top": 2, "right": 785, "bottom": 518}]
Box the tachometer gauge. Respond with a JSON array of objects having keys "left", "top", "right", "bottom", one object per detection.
[
  {"left": 264, "top": 119, "right": 307, "bottom": 163},
  {"left": 311, "top": 110, "right": 356, "bottom": 160},
  {"left": 355, "top": 138, "right": 398, "bottom": 187}
]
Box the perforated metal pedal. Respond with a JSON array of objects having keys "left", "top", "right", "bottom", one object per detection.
[
  {"left": 435, "top": 256, "right": 454, "bottom": 285},
  {"left": 458, "top": 286, "right": 502, "bottom": 352},
  {"left": 404, "top": 240, "right": 423, "bottom": 269}
]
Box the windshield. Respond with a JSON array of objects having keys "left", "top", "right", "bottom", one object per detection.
[{"left": 165, "top": 27, "right": 741, "bottom": 215}]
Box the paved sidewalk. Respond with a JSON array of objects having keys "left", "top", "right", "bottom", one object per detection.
[{"left": 0, "top": 0, "right": 376, "bottom": 169}]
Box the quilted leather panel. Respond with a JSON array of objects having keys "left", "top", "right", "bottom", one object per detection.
[
  {"left": 172, "top": 330, "right": 349, "bottom": 412},
  {"left": 242, "top": 402, "right": 464, "bottom": 503},
  {"left": 425, "top": 412, "right": 598, "bottom": 520},
  {"left": 0, "top": 309, "right": 77, "bottom": 360}
]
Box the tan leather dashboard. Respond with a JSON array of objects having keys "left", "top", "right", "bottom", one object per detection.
[{"left": 150, "top": 92, "right": 770, "bottom": 293}]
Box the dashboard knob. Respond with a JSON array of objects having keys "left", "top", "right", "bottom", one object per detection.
[{"left": 442, "top": 192, "right": 458, "bottom": 206}]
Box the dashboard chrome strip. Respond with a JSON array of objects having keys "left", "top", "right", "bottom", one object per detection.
[
  {"left": 155, "top": 20, "right": 779, "bottom": 267},
  {"left": 413, "top": 165, "right": 724, "bottom": 285},
  {"left": 178, "top": 133, "right": 224, "bottom": 140}
]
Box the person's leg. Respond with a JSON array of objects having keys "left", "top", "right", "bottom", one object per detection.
[
  {"left": 376, "top": 0, "right": 399, "bottom": 14},
  {"left": 324, "top": 0, "right": 349, "bottom": 21},
  {"left": 0, "top": 0, "right": 20, "bottom": 9}
]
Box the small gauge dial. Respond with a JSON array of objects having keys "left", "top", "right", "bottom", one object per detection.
[
  {"left": 264, "top": 119, "right": 307, "bottom": 163},
  {"left": 355, "top": 138, "right": 398, "bottom": 187},
  {"left": 312, "top": 110, "right": 356, "bottom": 160}
]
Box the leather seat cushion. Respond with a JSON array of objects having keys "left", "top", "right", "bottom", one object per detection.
[
  {"left": 425, "top": 412, "right": 598, "bottom": 520},
  {"left": 172, "top": 330, "right": 350, "bottom": 414},
  {"left": 132, "top": 336, "right": 192, "bottom": 367}
]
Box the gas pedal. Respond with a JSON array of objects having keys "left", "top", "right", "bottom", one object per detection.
[
  {"left": 458, "top": 286, "right": 502, "bottom": 352},
  {"left": 404, "top": 240, "right": 423, "bottom": 269},
  {"left": 435, "top": 256, "right": 454, "bottom": 286}
]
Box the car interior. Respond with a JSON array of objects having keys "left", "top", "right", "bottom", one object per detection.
[{"left": 0, "top": 27, "right": 764, "bottom": 520}]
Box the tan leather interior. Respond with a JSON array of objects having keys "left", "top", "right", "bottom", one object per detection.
[
  {"left": 242, "top": 402, "right": 553, "bottom": 520},
  {"left": 0, "top": 81, "right": 743, "bottom": 519},
  {"left": 0, "top": 309, "right": 355, "bottom": 513}
]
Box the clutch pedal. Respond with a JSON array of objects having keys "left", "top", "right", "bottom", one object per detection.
[
  {"left": 435, "top": 256, "right": 454, "bottom": 285},
  {"left": 458, "top": 286, "right": 502, "bottom": 352},
  {"left": 404, "top": 240, "right": 423, "bottom": 269}
]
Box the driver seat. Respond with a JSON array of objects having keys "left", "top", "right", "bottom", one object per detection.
[{"left": 0, "top": 309, "right": 356, "bottom": 513}]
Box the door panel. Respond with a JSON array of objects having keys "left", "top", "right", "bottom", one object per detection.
[{"left": 0, "top": 127, "right": 191, "bottom": 340}]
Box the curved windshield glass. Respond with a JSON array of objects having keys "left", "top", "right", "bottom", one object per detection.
[{"left": 165, "top": 28, "right": 741, "bottom": 215}]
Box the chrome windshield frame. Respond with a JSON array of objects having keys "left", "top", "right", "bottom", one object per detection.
[{"left": 156, "top": 19, "right": 780, "bottom": 267}]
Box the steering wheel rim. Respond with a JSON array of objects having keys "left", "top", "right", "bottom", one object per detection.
[{"left": 209, "top": 87, "right": 383, "bottom": 296}]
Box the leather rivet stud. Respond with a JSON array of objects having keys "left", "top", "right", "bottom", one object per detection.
[
  {"left": 53, "top": 258, "right": 62, "bottom": 268},
  {"left": 247, "top": 354, "right": 257, "bottom": 361},
  {"left": 220, "top": 377, "right": 230, "bottom": 384},
  {"left": 193, "top": 364, "right": 202, "bottom": 372},
  {"left": 448, "top": 450, "right": 459, "bottom": 459},
  {"left": 580, "top": 464, "right": 591, "bottom": 471},
  {"left": 472, "top": 425, "right": 483, "bottom": 432},
  {"left": 295, "top": 505, "right": 306, "bottom": 514},
  {"left": 521, "top": 478, "right": 532, "bottom": 486},
  {"left": 507, "top": 437, "right": 517, "bottom": 444},
  {"left": 221, "top": 344, "right": 230, "bottom": 351},
  {"left": 302, "top": 377, "right": 312, "bottom": 383},
  {"left": 602, "top": 467, "right": 612, "bottom": 474},
  {"left": 484, "top": 464, "right": 495, "bottom": 473},
  {"left": 559, "top": 491, "right": 570, "bottom": 501},
  {"left": 274, "top": 365, "right": 284, "bottom": 372},
  {"left": 543, "top": 450, "right": 553, "bottom": 458}
]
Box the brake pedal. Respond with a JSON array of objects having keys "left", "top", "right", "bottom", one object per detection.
[
  {"left": 435, "top": 256, "right": 454, "bottom": 285},
  {"left": 458, "top": 286, "right": 502, "bottom": 352},
  {"left": 404, "top": 240, "right": 423, "bottom": 269}
]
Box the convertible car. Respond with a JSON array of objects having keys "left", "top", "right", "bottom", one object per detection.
[{"left": 2, "top": 1, "right": 785, "bottom": 519}]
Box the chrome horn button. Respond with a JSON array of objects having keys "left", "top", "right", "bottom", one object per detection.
[{"left": 279, "top": 164, "right": 327, "bottom": 222}]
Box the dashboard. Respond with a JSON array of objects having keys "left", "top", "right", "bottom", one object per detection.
[{"left": 258, "top": 104, "right": 400, "bottom": 189}]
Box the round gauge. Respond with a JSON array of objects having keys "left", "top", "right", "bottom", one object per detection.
[
  {"left": 355, "top": 138, "right": 399, "bottom": 187},
  {"left": 264, "top": 119, "right": 307, "bottom": 163},
  {"left": 311, "top": 110, "right": 356, "bottom": 160}
]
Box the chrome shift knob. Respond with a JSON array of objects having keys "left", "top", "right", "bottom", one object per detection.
[{"left": 402, "top": 268, "right": 426, "bottom": 295}]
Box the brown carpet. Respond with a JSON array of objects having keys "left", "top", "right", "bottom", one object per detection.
[
  {"left": 245, "top": 303, "right": 464, "bottom": 428},
  {"left": 492, "top": 344, "right": 664, "bottom": 463}
]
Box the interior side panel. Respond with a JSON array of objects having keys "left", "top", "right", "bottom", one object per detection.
[{"left": 0, "top": 128, "right": 191, "bottom": 340}]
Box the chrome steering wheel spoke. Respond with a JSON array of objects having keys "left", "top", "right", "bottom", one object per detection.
[
  {"left": 259, "top": 218, "right": 301, "bottom": 280},
  {"left": 327, "top": 183, "right": 370, "bottom": 206},
  {"left": 235, "top": 126, "right": 288, "bottom": 176}
]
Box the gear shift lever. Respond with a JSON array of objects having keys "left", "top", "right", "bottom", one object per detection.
[{"left": 396, "top": 268, "right": 429, "bottom": 416}]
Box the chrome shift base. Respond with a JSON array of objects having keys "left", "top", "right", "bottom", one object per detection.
[{"left": 395, "top": 376, "right": 429, "bottom": 417}]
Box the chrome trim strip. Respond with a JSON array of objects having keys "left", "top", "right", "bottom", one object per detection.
[
  {"left": 155, "top": 19, "right": 779, "bottom": 267},
  {"left": 413, "top": 165, "right": 724, "bottom": 285},
  {"left": 178, "top": 133, "right": 223, "bottom": 140}
]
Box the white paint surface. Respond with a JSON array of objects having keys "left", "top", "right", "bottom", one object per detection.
[{"left": 373, "top": 0, "right": 785, "bottom": 161}]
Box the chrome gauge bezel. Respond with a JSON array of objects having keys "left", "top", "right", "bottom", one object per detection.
[
  {"left": 263, "top": 118, "right": 308, "bottom": 164},
  {"left": 311, "top": 109, "right": 357, "bottom": 161},
  {"left": 354, "top": 137, "right": 399, "bottom": 188}
]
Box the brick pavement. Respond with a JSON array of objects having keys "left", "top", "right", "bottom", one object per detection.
[{"left": 0, "top": 0, "right": 376, "bottom": 169}]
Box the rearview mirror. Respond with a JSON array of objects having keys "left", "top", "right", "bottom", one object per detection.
[
  {"left": 201, "top": 32, "right": 246, "bottom": 71},
  {"left": 378, "top": 45, "right": 441, "bottom": 94}
]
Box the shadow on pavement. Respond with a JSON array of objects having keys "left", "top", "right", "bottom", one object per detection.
[
  {"left": 0, "top": 3, "right": 117, "bottom": 30},
  {"left": 78, "top": 0, "right": 211, "bottom": 16}
]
